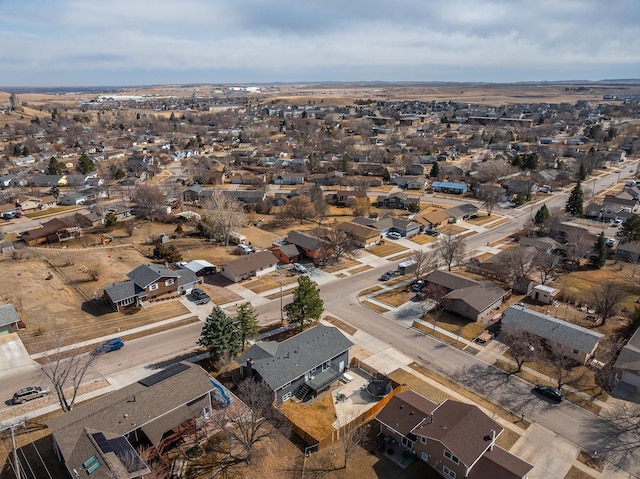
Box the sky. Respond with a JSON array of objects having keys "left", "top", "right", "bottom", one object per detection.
[{"left": 1, "top": 0, "right": 639, "bottom": 87}]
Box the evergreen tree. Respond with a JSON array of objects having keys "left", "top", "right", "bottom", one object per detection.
[
  {"left": 566, "top": 181, "right": 584, "bottom": 216},
  {"left": 198, "top": 307, "right": 241, "bottom": 361},
  {"left": 381, "top": 168, "right": 391, "bottom": 183},
  {"left": 617, "top": 214, "right": 640, "bottom": 243},
  {"left": 283, "top": 276, "right": 324, "bottom": 330},
  {"left": 77, "top": 152, "right": 95, "bottom": 174},
  {"left": 578, "top": 161, "right": 586, "bottom": 181},
  {"left": 430, "top": 162, "right": 440, "bottom": 178},
  {"left": 235, "top": 302, "right": 259, "bottom": 347},
  {"left": 104, "top": 212, "right": 118, "bottom": 230},
  {"left": 534, "top": 204, "right": 550, "bottom": 226},
  {"left": 47, "top": 156, "right": 65, "bottom": 175},
  {"left": 591, "top": 232, "right": 607, "bottom": 269}
]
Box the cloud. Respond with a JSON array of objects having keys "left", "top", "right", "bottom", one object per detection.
[{"left": 1, "top": 0, "right": 639, "bottom": 86}]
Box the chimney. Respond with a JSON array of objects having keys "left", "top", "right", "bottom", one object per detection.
[{"left": 490, "top": 429, "right": 496, "bottom": 451}]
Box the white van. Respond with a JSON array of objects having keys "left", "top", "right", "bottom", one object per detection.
[{"left": 237, "top": 244, "right": 254, "bottom": 255}]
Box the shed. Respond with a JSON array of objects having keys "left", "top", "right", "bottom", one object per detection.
[{"left": 531, "top": 284, "right": 560, "bottom": 304}]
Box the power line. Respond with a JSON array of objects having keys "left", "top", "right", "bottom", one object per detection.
[{"left": 22, "top": 422, "right": 53, "bottom": 479}]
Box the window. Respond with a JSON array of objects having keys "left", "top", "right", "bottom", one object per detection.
[
  {"left": 401, "top": 436, "right": 413, "bottom": 449},
  {"left": 442, "top": 466, "right": 456, "bottom": 478},
  {"left": 165, "top": 278, "right": 175, "bottom": 286},
  {"left": 121, "top": 297, "right": 135, "bottom": 307},
  {"left": 444, "top": 450, "right": 459, "bottom": 464},
  {"left": 324, "top": 360, "right": 331, "bottom": 370},
  {"left": 282, "top": 391, "right": 292, "bottom": 402},
  {"left": 149, "top": 283, "right": 159, "bottom": 291},
  {"left": 420, "top": 436, "right": 427, "bottom": 445},
  {"left": 421, "top": 452, "right": 428, "bottom": 462}
]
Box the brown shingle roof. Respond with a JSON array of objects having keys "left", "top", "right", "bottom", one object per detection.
[
  {"left": 375, "top": 390, "right": 437, "bottom": 436},
  {"left": 223, "top": 250, "right": 279, "bottom": 276}
]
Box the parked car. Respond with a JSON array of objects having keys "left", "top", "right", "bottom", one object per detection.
[
  {"left": 387, "top": 232, "right": 402, "bottom": 240},
  {"left": 190, "top": 288, "right": 211, "bottom": 305},
  {"left": 13, "top": 386, "right": 50, "bottom": 404},
  {"left": 611, "top": 219, "right": 623, "bottom": 227},
  {"left": 293, "top": 262, "right": 307, "bottom": 273},
  {"left": 380, "top": 271, "right": 399, "bottom": 281},
  {"left": 411, "top": 280, "right": 425, "bottom": 292},
  {"left": 425, "top": 230, "right": 440, "bottom": 236},
  {"left": 533, "top": 384, "right": 564, "bottom": 402},
  {"left": 93, "top": 338, "right": 124, "bottom": 354},
  {"left": 237, "top": 244, "right": 254, "bottom": 254}
]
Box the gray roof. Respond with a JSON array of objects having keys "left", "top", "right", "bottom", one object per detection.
[
  {"left": 223, "top": 250, "right": 279, "bottom": 277},
  {"left": 0, "top": 304, "right": 20, "bottom": 327},
  {"left": 502, "top": 305, "right": 603, "bottom": 354},
  {"left": 127, "top": 264, "right": 180, "bottom": 288},
  {"left": 47, "top": 362, "right": 216, "bottom": 476},
  {"left": 614, "top": 327, "right": 640, "bottom": 374},
  {"left": 445, "top": 282, "right": 507, "bottom": 313},
  {"left": 238, "top": 325, "right": 353, "bottom": 391},
  {"left": 426, "top": 270, "right": 479, "bottom": 291},
  {"left": 286, "top": 230, "right": 323, "bottom": 251},
  {"left": 181, "top": 259, "right": 216, "bottom": 274},
  {"left": 102, "top": 279, "right": 143, "bottom": 303},
  {"left": 446, "top": 203, "right": 479, "bottom": 218}
]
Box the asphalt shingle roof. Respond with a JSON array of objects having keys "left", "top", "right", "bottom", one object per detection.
[
  {"left": 127, "top": 264, "right": 179, "bottom": 288},
  {"left": 237, "top": 325, "right": 353, "bottom": 391},
  {"left": 0, "top": 304, "right": 19, "bottom": 327},
  {"left": 286, "top": 230, "right": 323, "bottom": 251},
  {"left": 502, "top": 305, "right": 603, "bottom": 354}
]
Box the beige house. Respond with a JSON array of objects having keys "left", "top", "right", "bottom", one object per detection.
[{"left": 219, "top": 250, "right": 279, "bottom": 282}]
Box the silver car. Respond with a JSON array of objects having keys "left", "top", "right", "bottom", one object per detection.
[{"left": 13, "top": 386, "right": 50, "bottom": 404}]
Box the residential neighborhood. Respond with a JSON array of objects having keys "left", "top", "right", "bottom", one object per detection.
[{"left": 2, "top": 82, "right": 640, "bottom": 479}]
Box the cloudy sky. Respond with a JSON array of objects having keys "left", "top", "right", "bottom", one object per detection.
[{"left": 1, "top": 0, "right": 639, "bottom": 87}]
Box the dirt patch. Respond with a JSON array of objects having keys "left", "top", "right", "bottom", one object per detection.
[
  {"left": 367, "top": 242, "right": 408, "bottom": 257},
  {"left": 323, "top": 258, "right": 361, "bottom": 273},
  {"left": 324, "top": 315, "right": 357, "bottom": 336},
  {"left": 280, "top": 393, "right": 337, "bottom": 444},
  {"left": 243, "top": 273, "right": 299, "bottom": 294},
  {"left": 465, "top": 213, "right": 504, "bottom": 227},
  {"left": 358, "top": 286, "right": 383, "bottom": 296},
  {"left": 564, "top": 466, "right": 597, "bottom": 479},
  {"left": 360, "top": 300, "right": 390, "bottom": 313},
  {"left": 374, "top": 288, "right": 413, "bottom": 308},
  {"left": 486, "top": 217, "right": 511, "bottom": 229},
  {"left": 387, "top": 251, "right": 418, "bottom": 262},
  {"left": 410, "top": 234, "right": 437, "bottom": 245},
  {"left": 347, "top": 264, "right": 373, "bottom": 275}
]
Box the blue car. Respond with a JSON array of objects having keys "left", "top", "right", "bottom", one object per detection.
[{"left": 93, "top": 338, "right": 124, "bottom": 355}]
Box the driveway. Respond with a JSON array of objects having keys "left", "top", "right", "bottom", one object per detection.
[{"left": 0, "top": 333, "right": 37, "bottom": 373}]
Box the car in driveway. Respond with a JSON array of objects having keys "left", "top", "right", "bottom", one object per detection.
[
  {"left": 190, "top": 288, "right": 211, "bottom": 305},
  {"left": 533, "top": 384, "right": 564, "bottom": 402},
  {"left": 293, "top": 262, "right": 307, "bottom": 273},
  {"left": 425, "top": 230, "right": 440, "bottom": 236},
  {"left": 611, "top": 219, "right": 623, "bottom": 227},
  {"left": 93, "top": 338, "right": 124, "bottom": 354},
  {"left": 380, "top": 270, "right": 399, "bottom": 281},
  {"left": 13, "top": 386, "right": 50, "bottom": 404},
  {"left": 411, "top": 280, "right": 425, "bottom": 292},
  {"left": 386, "top": 232, "right": 402, "bottom": 240}
]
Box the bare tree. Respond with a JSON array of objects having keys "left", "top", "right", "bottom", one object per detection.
[
  {"left": 84, "top": 263, "right": 102, "bottom": 281},
  {"left": 592, "top": 402, "right": 640, "bottom": 468},
  {"left": 479, "top": 186, "right": 503, "bottom": 216},
  {"left": 500, "top": 329, "right": 542, "bottom": 372},
  {"left": 211, "top": 378, "right": 289, "bottom": 464},
  {"left": 592, "top": 280, "right": 625, "bottom": 324},
  {"left": 282, "top": 196, "right": 316, "bottom": 224},
  {"left": 351, "top": 196, "right": 371, "bottom": 217},
  {"left": 132, "top": 184, "right": 166, "bottom": 220},
  {"left": 533, "top": 252, "right": 561, "bottom": 284},
  {"left": 411, "top": 249, "right": 435, "bottom": 282},
  {"left": 319, "top": 228, "right": 357, "bottom": 265},
  {"left": 200, "top": 192, "right": 246, "bottom": 245},
  {"left": 336, "top": 417, "right": 368, "bottom": 469},
  {"left": 437, "top": 230, "right": 465, "bottom": 271},
  {"left": 39, "top": 335, "right": 97, "bottom": 412},
  {"left": 501, "top": 246, "right": 536, "bottom": 286},
  {"left": 421, "top": 283, "right": 449, "bottom": 331},
  {"left": 594, "top": 337, "right": 625, "bottom": 394},
  {"left": 563, "top": 229, "right": 592, "bottom": 268}
]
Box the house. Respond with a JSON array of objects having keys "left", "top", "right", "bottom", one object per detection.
[
  {"left": 376, "top": 390, "right": 533, "bottom": 479},
  {"left": 21, "top": 218, "right": 81, "bottom": 245},
  {"left": 221, "top": 189, "right": 266, "bottom": 204},
  {"left": 336, "top": 221, "right": 381, "bottom": 248},
  {"left": 15, "top": 195, "right": 42, "bottom": 212},
  {"left": 0, "top": 203, "right": 19, "bottom": 219},
  {"left": 270, "top": 243, "right": 302, "bottom": 264},
  {"left": 518, "top": 236, "right": 562, "bottom": 254},
  {"left": 47, "top": 362, "right": 231, "bottom": 479},
  {"left": 446, "top": 203, "right": 479, "bottom": 222},
  {"left": 283, "top": 230, "right": 325, "bottom": 263},
  {"left": 0, "top": 174, "right": 17, "bottom": 189},
  {"left": 238, "top": 325, "right": 353, "bottom": 403},
  {"left": 504, "top": 179, "right": 538, "bottom": 196},
  {"left": 274, "top": 173, "right": 305, "bottom": 185},
  {"left": 102, "top": 264, "right": 200, "bottom": 312},
  {"left": 530, "top": 284, "right": 560, "bottom": 304},
  {"left": 219, "top": 251, "right": 279, "bottom": 282},
  {"left": 376, "top": 192, "right": 421, "bottom": 210},
  {"left": 616, "top": 242, "right": 640, "bottom": 263},
  {"left": 182, "top": 184, "right": 205, "bottom": 202},
  {"left": 352, "top": 216, "right": 420, "bottom": 238},
  {"left": 334, "top": 190, "right": 369, "bottom": 207},
  {"left": 613, "top": 327, "right": 640, "bottom": 389},
  {"left": 431, "top": 181, "right": 468, "bottom": 195},
  {"left": 40, "top": 195, "right": 58, "bottom": 209},
  {"left": 0, "top": 240, "right": 16, "bottom": 255},
  {"left": 424, "top": 270, "right": 479, "bottom": 292},
  {"left": 0, "top": 304, "right": 21, "bottom": 335},
  {"left": 58, "top": 191, "right": 90, "bottom": 205},
  {"left": 29, "top": 174, "right": 66, "bottom": 187},
  {"left": 501, "top": 305, "right": 604, "bottom": 364},
  {"left": 444, "top": 282, "right": 508, "bottom": 322},
  {"left": 418, "top": 209, "right": 451, "bottom": 231}
]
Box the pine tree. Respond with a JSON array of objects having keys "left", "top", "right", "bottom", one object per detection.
[
  {"left": 47, "top": 156, "right": 65, "bottom": 175},
  {"left": 283, "top": 276, "right": 324, "bottom": 330},
  {"left": 534, "top": 204, "right": 550, "bottom": 226},
  {"left": 566, "top": 181, "right": 584, "bottom": 216},
  {"left": 591, "top": 232, "right": 607, "bottom": 269},
  {"left": 198, "top": 307, "right": 241, "bottom": 361},
  {"left": 235, "top": 302, "right": 259, "bottom": 347},
  {"left": 430, "top": 162, "right": 440, "bottom": 178},
  {"left": 77, "top": 152, "right": 96, "bottom": 174}
]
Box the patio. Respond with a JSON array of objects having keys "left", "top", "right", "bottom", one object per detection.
[{"left": 332, "top": 368, "right": 382, "bottom": 428}]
